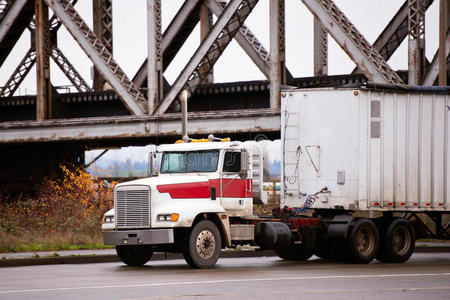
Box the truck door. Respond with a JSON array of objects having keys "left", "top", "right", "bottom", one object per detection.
[{"left": 220, "top": 150, "right": 248, "bottom": 211}]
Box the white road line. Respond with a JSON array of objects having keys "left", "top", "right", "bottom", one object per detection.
[{"left": 1, "top": 272, "right": 450, "bottom": 294}]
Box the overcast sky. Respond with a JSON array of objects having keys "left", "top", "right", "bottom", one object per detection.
[{"left": 0, "top": 0, "right": 441, "bottom": 95}]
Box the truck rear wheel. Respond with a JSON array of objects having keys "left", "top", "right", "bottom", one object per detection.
[
  {"left": 276, "top": 244, "right": 313, "bottom": 261},
  {"left": 116, "top": 245, "right": 153, "bottom": 266},
  {"left": 347, "top": 218, "right": 379, "bottom": 264},
  {"left": 377, "top": 218, "right": 415, "bottom": 263},
  {"left": 183, "top": 220, "right": 221, "bottom": 268}
]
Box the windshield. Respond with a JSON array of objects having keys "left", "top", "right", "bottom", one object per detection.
[{"left": 160, "top": 150, "right": 220, "bottom": 173}]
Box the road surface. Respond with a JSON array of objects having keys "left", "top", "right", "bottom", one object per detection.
[{"left": 0, "top": 252, "right": 449, "bottom": 299}]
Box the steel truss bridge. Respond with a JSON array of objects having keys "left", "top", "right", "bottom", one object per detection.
[{"left": 0, "top": 0, "right": 448, "bottom": 190}]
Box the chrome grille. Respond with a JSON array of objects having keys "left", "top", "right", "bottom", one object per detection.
[{"left": 116, "top": 188, "right": 150, "bottom": 228}]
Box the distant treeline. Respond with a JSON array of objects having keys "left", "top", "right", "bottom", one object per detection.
[
  {"left": 88, "top": 158, "right": 281, "bottom": 179},
  {"left": 88, "top": 159, "right": 148, "bottom": 177}
]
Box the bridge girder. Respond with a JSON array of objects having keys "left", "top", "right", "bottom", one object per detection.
[
  {"left": 0, "top": 0, "right": 448, "bottom": 122},
  {"left": 0, "top": 108, "right": 280, "bottom": 144}
]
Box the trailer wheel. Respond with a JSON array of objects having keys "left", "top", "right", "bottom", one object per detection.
[
  {"left": 347, "top": 218, "right": 379, "bottom": 264},
  {"left": 377, "top": 218, "right": 415, "bottom": 263},
  {"left": 116, "top": 245, "right": 153, "bottom": 266},
  {"left": 276, "top": 244, "right": 313, "bottom": 261},
  {"left": 183, "top": 220, "right": 221, "bottom": 268}
]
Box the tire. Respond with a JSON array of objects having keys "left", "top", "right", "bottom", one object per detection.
[
  {"left": 377, "top": 218, "right": 415, "bottom": 263},
  {"left": 347, "top": 218, "right": 379, "bottom": 264},
  {"left": 276, "top": 244, "right": 314, "bottom": 261},
  {"left": 116, "top": 245, "right": 153, "bottom": 266},
  {"left": 183, "top": 220, "right": 221, "bottom": 269}
]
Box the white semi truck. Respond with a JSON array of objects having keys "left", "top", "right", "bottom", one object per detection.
[{"left": 102, "top": 85, "right": 449, "bottom": 268}]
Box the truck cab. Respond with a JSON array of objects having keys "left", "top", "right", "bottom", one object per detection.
[{"left": 102, "top": 139, "right": 262, "bottom": 268}]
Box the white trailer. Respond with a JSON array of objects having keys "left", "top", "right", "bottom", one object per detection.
[{"left": 281, "top": 87, "right": 449, "bottom": 211}]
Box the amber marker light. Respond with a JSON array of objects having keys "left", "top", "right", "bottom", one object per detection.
[{"left": 171, "top": 213, "right": 179, "bottom": 222}]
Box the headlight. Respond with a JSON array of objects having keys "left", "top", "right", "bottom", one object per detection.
[
  {"left": 103, "top": 215, "right": 114, "bottom": 223},
  {"left": 157, "top": 213, "right": 179, "bottom": 222}
]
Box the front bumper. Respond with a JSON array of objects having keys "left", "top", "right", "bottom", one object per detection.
[{"left": 103, "top": 229, "right": 174, "bottom": 246}]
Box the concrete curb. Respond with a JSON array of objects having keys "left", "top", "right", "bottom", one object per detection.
[
  {"left": 0, "top": 250, "right": 276, "bottom": 268},
  {"left": 0, "top": 246, "right": 448, "bottom": 268},
  {"left": 415, "top": 245, "right": 450, "bottom": 253}
]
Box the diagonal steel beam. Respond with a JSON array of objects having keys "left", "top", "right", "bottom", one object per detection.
[
  {"left": 0, "top": 0, "right": 28, "bottom": 42},
  {"left": 206, "top": 0, "right": 294, "bottom": 82},
  {"left": 0, "top": 0, "right": 13, "bottom": 24},
  {"left": 422, "top": 30, "right": 450, "bottom": 85},
  {"left": 0, "top": 0, "right": 34, "bottom": 68},
  {"left": 49, "top": 0, "right": 78, "bottom": 32},
  {"left": 314, "top": 17, "right": 328, "bottom": 76},
  {"left": 302, "top": 0, "right": 404, "bottom": 84},
  {"left": 0, "top": 48, "right": 35, "bottom": 97},
  {"left": 134, "top": 0, "right": 292, "bottom": 88},
  {"left": 353, "top": 0, "right": 433, "bottom": 74},
  {"left": 51, "top": 46, "right": 92, "bottom": 92},
  {"left": 44, "top": 0, "right": 146, "bottom": 115},
  {"left": 133, "top": 0, "right": 202, "bottom": 88},
  {"left": 0, "top": 1, "right": 85, "bottom": 98},
  {"left": 155, "top": 0, "right": 259, "bottom": 115}
]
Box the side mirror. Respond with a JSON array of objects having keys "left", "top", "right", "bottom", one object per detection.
[
  {"left": 241, "top": 149, "right": 249, "bottom": 171},
  {"left": 240, "top": 149, "right": 249, "bottom": 178},
  {"left": 148, "top": 152, "right": 159, "bottom": 177}
]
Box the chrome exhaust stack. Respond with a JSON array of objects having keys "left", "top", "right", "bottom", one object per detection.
[{"left": 181, "top": 90, "right": 189, "bottom": 142}]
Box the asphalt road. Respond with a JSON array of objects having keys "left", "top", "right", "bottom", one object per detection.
[{"left": 0, "top": 252, "right": 449, "bottom": 300}]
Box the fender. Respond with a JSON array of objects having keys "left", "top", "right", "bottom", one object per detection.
[{"left": 323, "top": 215, "right": 354, "bottom": 239}]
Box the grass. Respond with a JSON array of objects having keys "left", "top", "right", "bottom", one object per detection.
[
  {"left": 0, "top": 230, "right": 113, "bottom": 253},
  {"left": 1, "top": 243, "right": 114, "bottom": 253}
]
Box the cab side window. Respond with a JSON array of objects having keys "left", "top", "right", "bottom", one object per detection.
[{"left": 223, "top": 151, "right": 241, "bottom": 173}]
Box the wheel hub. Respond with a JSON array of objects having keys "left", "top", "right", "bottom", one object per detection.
[
  {"left": 392, "top": 226, "right": 410, "bottom": 255},
  {"left": 356, "top": 227, "right": 374, "bottom": 255},
  {"left": 196, "top": 230, "right": 216, "bottom": 259}
]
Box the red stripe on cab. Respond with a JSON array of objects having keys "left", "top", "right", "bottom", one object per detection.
[
  {"left": 157, "top": 182, "right": 210, "bottom": 199},
  {"left": 209, "top": 179, "right": 252, "bottom": 198}
]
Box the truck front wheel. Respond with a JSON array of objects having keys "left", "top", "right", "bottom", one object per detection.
[
  {"left": 116, "top": 245, "right": 153, "bottom": 266},
  {"left": 347, "top": 218, "right": 379, "bottom": 264},
  {"left": 183, "top": 220, "right": 221, "bottom": 268}
]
